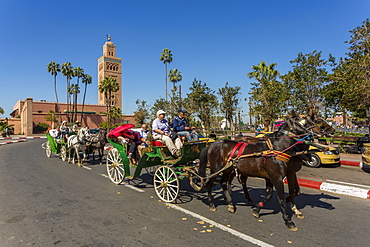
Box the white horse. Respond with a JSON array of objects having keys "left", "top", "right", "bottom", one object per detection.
[{"left": 67, "top": 127, "right": 91, "bottom": 167}]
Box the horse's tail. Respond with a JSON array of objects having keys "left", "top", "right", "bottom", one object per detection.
[
  {"left": 189, "top": 145, "right": 209, "bottom": 192},
  {"left": 198, "top": 145, "right": 209, "bottom": 177}
]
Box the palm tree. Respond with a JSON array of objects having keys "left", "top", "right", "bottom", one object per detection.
[
  {"left": 0, "top": 106, "right": 4, "bottom": 115},
  {"left": 169, "top": 68, "right": 182, "bottom": 95},
  {"left": 61, "top": 62, "right": 74, "bottom": 121},
  {"left": 109, "top": 106, "right": 122, "bottom": 126},
  {"left": 73, "top": 67, "right": 84, "bottom": 121},
  {"left": 247, "top": 61, "right": 281, "bottom": 131},
  {"left": 98, "top": 76, "right": 120, "bottom": 129},
  {"left": 68, "top": 84, "right": 80, "bottom": 122},
  {"left": 80, "top": 73, "right": 92, "bottom": 123},
  {"left": 47, "top": 61, "right": 61, "bottom": 122},
  {"left": 168, "top": 68, "right": 182, "bottom": 115},
  {"left": 159, "top": 48, "right": 173, "bottom": 103}
]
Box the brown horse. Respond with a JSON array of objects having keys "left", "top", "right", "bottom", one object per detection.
[
  {"left": 190, "top": 111, "right": 334, "bottom": 231},
  {"left": 86, "top": 128, "right": 108, "bottom": 165}
]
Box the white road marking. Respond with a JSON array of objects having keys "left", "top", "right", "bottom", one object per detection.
[
  {"left": 166, "top": 203, "right": 275, "bottom": 247},
  {"left": 99, "top": 174, "right": 145, "bottom": 192}
]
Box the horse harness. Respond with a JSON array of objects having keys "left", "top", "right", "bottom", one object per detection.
[{"left": 198, "top": 132, "right": 327, "bottom": 183}]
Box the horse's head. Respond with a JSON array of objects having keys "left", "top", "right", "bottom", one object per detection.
[
  {"left": 303, "top": 111, "right": 335, "bottom": 137},
  {"left": 282, "top": 110, "right": 335, "bottom": 137},
  {"left": 78, "top": 127, "right": 91, "bottom": 141}
]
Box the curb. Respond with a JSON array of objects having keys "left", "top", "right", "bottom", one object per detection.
[
  {"left": 284, "top": 175, "right": 370, "bottom": 199},
  {"left": 0, "top": 136, "right": 46, "bottom": 140},
  {"left": 340, "top": 160, "right": 360, "bottom": 167},
  {"left": 0, "top": 139, "right": 28, "bottom": 145}
]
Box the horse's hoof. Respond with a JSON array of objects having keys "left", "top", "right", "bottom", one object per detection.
[
  {"left": 227, "top": 205, "right": 235, "bottom": 213},
  {"left": 296, "top": 213, "right": 304, "bottom": 219},
  {"left": 209, "top": 206, "right": 217, "bottom": 212},
  {"left": 247, "top": 200, "right": 254, "bottom": 206},
  {"left": 287, "top": 223, "right": 298, "bottom": 231},
  {"left": 252, "top": 208, "right": 260, "bottom": 218}
]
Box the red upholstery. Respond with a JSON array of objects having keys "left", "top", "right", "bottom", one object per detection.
[{"left": 150, "top": 140, "right": 164, "bottom": 146}]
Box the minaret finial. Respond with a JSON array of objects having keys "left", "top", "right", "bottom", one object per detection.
[{"left": 106, "top": 34, "right": 111, "bottom": 41}]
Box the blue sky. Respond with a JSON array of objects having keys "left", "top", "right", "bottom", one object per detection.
[{"left": 0, "top": 0, "right": 369, "bottom": 122}]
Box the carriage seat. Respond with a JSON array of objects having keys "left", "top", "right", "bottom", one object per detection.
[{"left": 150, "top": 140, "right": 164, "bottom": 146}]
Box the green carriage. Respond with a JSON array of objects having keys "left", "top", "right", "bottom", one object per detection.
[
  {"left": 106, "top": 138, "right": 212, "bottom": 202},
  {"left": 45, "top": 132, "right": 69, "bottom": 162}
]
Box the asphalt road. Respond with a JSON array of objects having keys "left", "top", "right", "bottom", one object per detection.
[{"left": 1, "top": 139, "right": 370, "bottom": 247}]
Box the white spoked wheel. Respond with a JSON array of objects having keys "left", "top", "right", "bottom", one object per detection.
[
  {"left": 60, "top": 146, "right": 67, "bottom": 162},
  {"left": 106, "top": 148, "right": 125, "bottom": 185},
  {"left": 154, "top": 166, "right": 179, "bottom": 203},
  {"left": 45, "top": 142, "right": 52, "bottom": 158}
]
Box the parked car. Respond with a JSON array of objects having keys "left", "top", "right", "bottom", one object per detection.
[
  {"left": 256, "top": 132, "right": 340, "bottom": 168},
  {"left": 361, "top": 143, "right": 370, "bottom": 166},
  {"left": 303, "top": 144, "right": 340, "bottom": 168}
]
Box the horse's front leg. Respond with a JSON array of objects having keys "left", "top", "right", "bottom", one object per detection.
[
  {"left": 76, "top": 147, "right": 83, "bottom": 167},
  {"left": 286, "top": 173, "right": 304, "bottom": 219},
  {"left": 274, "top": 180, "right": 298, "bottom": 231},
  {"left": 240, "top": 175, "right": 254, "bottom": 206},
  {"left": 221, "top": 172, "right": 235, "bottom": 213},
  {"left": 253, "top": 179, "right": 273, "bottom": 218},
  {"left": 82, "top": 146, "right": 89, "bottom": 163},
  {"left": 98, "top": 147, "right": 103, "bottom": 165}
]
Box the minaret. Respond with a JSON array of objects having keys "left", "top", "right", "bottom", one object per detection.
[{"left": 98, "top": 35, "right": 122, "bottom": 111}]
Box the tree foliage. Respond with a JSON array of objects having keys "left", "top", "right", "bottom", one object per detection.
[
  {"left": 160, "top": 48, "right": 173, "bottom": 102},
  {"left": 44, "top": 110, "right": 58, "bottom": 128},
  {"left": 324, "top": 18, "right": 370, "bottom": 117},
  {"left": 280, "top": 51, "right": 333, "bottom": 116},
  {"left": 185, "top": 78, "right": 218, "bottom": 132},
  {"left": 98, "top": 76, "right": 120, "bottom": 129},
  {"left": 218, "top": 82, "right": 241, "bottom": 132},
  {"left": 47, "top": 61, "right": 61, "bottom": 121},
  {"left": 134, "top": 100, "right": 150, "bottom": 125},
  {"left": 248, "top": 61, "right": 284, "bottom": 130},
  {"left": 168, "top": 68, "right": 183, "bottom": 116}
]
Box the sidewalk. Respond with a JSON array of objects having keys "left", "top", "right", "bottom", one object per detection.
[{"left": 1, "top": 135, "right": 369, "bottom": 199}]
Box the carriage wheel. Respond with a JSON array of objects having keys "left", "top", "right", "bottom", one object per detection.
[
  {"left": 45, "top": 142, "right": 52, "bottom": 158},
  {"left": 60, "top": 146, "right": 67, "bottom": 162},
  {"left": 106, "top": 148, "right": 125, "bottom": 185},
  {"left": 154, "top": 166, "right": 179, "bottom": 203}
]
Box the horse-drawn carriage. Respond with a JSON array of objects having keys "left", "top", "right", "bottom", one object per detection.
[
  {"left": 44, "top": 127, "right": 106, "bottom": 166},
  {"left": 105, "top": 135, "right": 213, "bottom": 202},
  {"left": 44, "top": 129, "right": 69, "bottom": 161}
]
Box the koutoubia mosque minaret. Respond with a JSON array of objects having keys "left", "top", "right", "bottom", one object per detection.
[{"left": 98, "top": 34, "right": 122, "bottom": 111}]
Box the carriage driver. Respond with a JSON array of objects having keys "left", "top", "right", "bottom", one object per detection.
[
  {"left": 72, "top": 120, "right": 82, "bottom": 132},
  {"left": 152, "top": 110, "right": 183, "bottom": 157},
  {"left": 173, "top": 108, "right": 199, "bottom": 142}
]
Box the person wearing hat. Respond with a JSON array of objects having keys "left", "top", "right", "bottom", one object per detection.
[
  {"left": 58, "top": 120, "right": 70, "bottom": 141},
  {"left": 72, "top": 120, "right": 82, "bottom": 132},
  {"left": 152, "top": 110, "right": 183, "bottom": 157},
  {"left": 173, "top": 108, "right": 199, "bottom": 142}
]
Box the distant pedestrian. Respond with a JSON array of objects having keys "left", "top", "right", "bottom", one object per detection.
[{"left": 5, "top": 127, "right": 10, "bottom": 137}]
